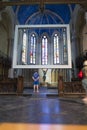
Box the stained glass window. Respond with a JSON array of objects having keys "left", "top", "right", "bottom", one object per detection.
[
  {"left": 63, "top": 28, "right": 67, "bottom": 63},
  {"left": 30, "top": 33, "right": 36, "bottom": 64},
  {"left": 13, "top": 25, "right": 71, "bottom": 68},
  {"left": 41, "top": 35, "right": 48, "bottom": 65},
  {"left": 22, "top": 31, "right": 27, "bottom": 64},
  {"left": 53, "top": 33, "right": 59, "bottom": 64}
]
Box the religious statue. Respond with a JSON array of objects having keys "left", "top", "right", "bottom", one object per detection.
[{"left": 42, "top": 69, "right": 48, "bottom": 82}]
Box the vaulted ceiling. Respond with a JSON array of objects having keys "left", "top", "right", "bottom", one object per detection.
[
  {"left": 0, "top": 0, "right": 87, "bottom": 25},
  {"left": 12, "top": 4, "right": 75, "bottom": 24}
]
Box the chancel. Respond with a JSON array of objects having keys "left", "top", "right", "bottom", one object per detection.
[{"left": 0, "top": 0, "right": 87, "bottom": 130}]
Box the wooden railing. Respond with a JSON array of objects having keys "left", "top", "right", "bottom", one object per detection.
[
  {"left": 62, "top": 81, "right": 85, "bottom": 97},
  {"left": 0, "top": 78, "right": 17, "bottom": 93},
  {"left": 0, "top": 76, "right": 24, "bottom": 95},
  {"left": 58, "top": 78, "right": 85, "bottom": 96},
  {"left": 64, "top": 81, "right": 85, "bottom": 93}
]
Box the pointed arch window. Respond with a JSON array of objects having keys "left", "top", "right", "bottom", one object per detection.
[
  {"left": 30, "top": 33, "right": 36, "bottom": 64},
  {"left": 22, "top": 31, "right": 27, "bottom": 64},
  {"left": 41, "top": 35, "right": 48, "bottom": 65},
  {"left": 53, "top": 33, "right": 59, "bottom": 64},
  {"left": 63, "top": 28, "right": 67, "bottom": 63}
]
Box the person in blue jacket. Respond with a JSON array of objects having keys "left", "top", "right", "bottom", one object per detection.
[{"left": 32, "top": 71, "right": 39, "bottom": 92}]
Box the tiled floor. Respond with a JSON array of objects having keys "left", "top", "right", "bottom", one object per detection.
[{"left": 0, "top": 87, "right": 87, "bottom": 130}]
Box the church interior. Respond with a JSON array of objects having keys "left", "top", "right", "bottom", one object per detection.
[{"left": 0, "top": 0, "right": 87, "bottom": 130}]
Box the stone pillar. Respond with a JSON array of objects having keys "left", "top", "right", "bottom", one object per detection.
[
  {"left": 0, "top": 12, "right": 2, "bottom": 21},
  {"left": 58, "top": 70, "right": 64, "bottom": 96},
  {"left": 85, "top": 12, "right": 87, "bottom": 24}
]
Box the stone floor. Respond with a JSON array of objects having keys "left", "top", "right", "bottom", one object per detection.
[
  {"left": 0, "top": 90, "right": 87, "bottom": 124},
  {"left": 0, "top": 87, "right": 87, "bottom": 130}
]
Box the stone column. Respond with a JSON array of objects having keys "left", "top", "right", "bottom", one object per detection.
[
  {"left": 58, "top": 70, "right": 64, "bottom": 96},
  {"left": 85, "top": 12, "right": 87, "bottom": 24}
]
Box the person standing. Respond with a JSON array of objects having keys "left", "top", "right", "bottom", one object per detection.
[
  {"left": 32, "top": 71, "right": 39, "bottom": 92},
  {"left": 82, "top": 60, "right": 87, "bottom": 104}
]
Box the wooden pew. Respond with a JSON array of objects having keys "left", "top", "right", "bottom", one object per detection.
[
  {"left": 63, "top": 81, "right": 85, "bottom": 96},
  {"left": 0, "top": 78, "right": 17, "bottom": 94}
]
